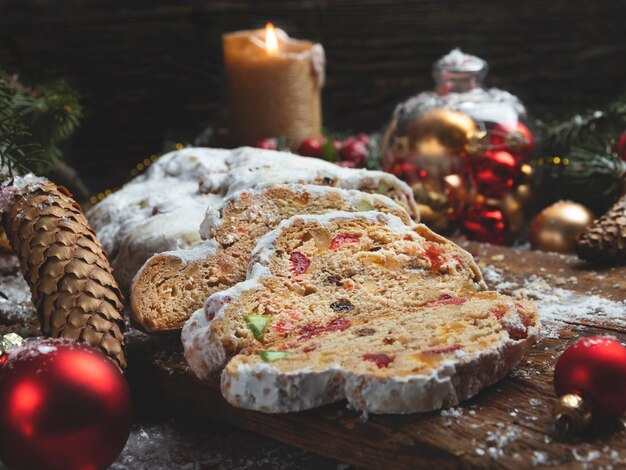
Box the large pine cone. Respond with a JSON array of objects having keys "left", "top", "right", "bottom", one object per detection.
[
  {"left": 577, "top": 193, "right": 626, "bottom": 263},
  {"left": 3, "top": 180, "right": 127, "bottom": 369}
]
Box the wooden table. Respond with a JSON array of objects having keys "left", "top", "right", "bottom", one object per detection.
[
  {"left": 2, "top": 242, "right": 625, "bottom": 468},
  {"left": 128, "top": 241, "right": 626, "bottom": 469}
]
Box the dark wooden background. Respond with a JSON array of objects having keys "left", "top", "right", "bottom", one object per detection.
[{"left": 1, "top": 0, "right": 625, "bottom": 192}]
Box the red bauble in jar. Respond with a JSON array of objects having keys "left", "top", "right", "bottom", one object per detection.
[
  {"left": 489, "top": 122, "right": 534, "bottom": 163},
  {"left": 471, "top": 149, "right": 519, "bottom": 199},
  {"left": 460, "top": 203, "right": 509, "bottom": 245}
]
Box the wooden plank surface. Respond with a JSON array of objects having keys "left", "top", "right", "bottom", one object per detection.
[{"left": 124, "top": 241, "right": 626, "bottom": 469}]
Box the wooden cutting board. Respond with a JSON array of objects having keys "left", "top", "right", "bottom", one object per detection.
[{"left": 126, "top": 241, "right": 626, "bottom": 469}]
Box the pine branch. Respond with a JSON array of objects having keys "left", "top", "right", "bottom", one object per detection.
[
  {"left": 0, "top": 70, "right": 82, "bottom": 179},
  {"left": 539, "top": 94, "right": 626, "bottom": 154},
  {"left": 533, "top": 145, "right": 626, "bottom": 214}
]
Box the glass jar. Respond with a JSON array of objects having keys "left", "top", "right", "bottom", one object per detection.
[{"left": 382, "top": 49, "right": 534, "bottom": 240}]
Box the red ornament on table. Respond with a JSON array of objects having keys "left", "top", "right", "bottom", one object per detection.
[
  {"left": 0, "top": 337, "right": 133, "bottom": 470},
  {"left": 460, "top": 203, "right": 509, "bottom": 245},
  {"left": 553, "top": 336, "right": 626, "bottom": 437},
  {"left": 471, "top": 149, "right": 518, "bottom": 199}
]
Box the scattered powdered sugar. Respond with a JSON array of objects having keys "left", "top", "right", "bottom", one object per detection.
[
  {"left": 36, "top": 344, "right": 57, "bottom": 354},
  {"left": 440, "top": 407, "right": 464, "bottom": 418},
  {"left": 482, "top": 266, "right": 626, "bottom": 338},
  {"left": 0, "top": 174, "right": 48, "bottom": 213},
  {"left": 112, "top": 419, "right": 339, "bottom": 470},
  {"left": 474, "top": 425, "right": 522, "bottom": 459},
  {"left": 572, "top": 448, "right": 601, "bottom": 463}
]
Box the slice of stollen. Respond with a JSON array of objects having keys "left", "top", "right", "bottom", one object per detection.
[
  {"left": 182, "top": 211, "right": 489, "bottom": 380},
  {"left": 131, "top": 185, "right": 412, "bottom": 333},
  {"left": 221, "top": 291, "right": 538, "bottom": 414}
]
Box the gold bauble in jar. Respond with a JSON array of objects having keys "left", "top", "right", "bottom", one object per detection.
[
  {"left": 501, "top": 184, "right": 535, "bottom": 236},
  {"left": 408, "top": 108, "right": 477, "bottom": 157},
  {"left": 382, "top": 108, "right": 477, "bottom": 181},
  {"left": 530, "top": 201, "right": 595, "bottom": 254}
]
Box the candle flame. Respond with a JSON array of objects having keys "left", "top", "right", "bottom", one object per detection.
[{"left": 265, "top": 23, "right": 279, "bottom": 56}]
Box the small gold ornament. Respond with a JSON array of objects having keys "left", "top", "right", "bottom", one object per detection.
[
  {"left": 552, "top": 393, "right": 592, "bottom": 439},
  {"left": 530, "top": 201, "right": 595, "bottom": 254}
]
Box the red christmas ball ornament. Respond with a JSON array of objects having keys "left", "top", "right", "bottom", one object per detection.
[
  {"left": 460, "top": 203, "right": 509, "bottom": 245},
  {"left": 490, "top": 122, "right": 534, "bottom": 163},
  {"left": 471, "top": 150, "right": 518, "bottom": 199},
  {"left": 615, "top": 131, "right": 626, "bottom": 161},
  {"left": 0, "top": 338, "right": 133, "bottom": 470},
  {"left": 297, "top": 137, "right": 325, "bottom": 158},
  {"left": 340, "top": 140, "right": 368, "bottom": 167},
  {"left": 253, "top": 138, "right": 278, "bottom": 150},
  {"left": 554, "top": 336, "right": 626, "bottom": 422}
]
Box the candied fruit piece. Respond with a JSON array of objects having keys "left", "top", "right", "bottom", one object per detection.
[
  {"left": 330, "top": 233, "right": 361, "bottom": 250},
  {"left": 289, "top": 252, "right": 310, "bottom": 274},
  {"left": 422, "top": 344, "right": 462, "bottom": 355},
  {"left": 259, "top": 350, "right": 290, "bottom": 362},
  {"left": 244, "top": 313, "right": 270, "bottom": 340},
  {"left": 298, "top": 317, "right": 351, "bottom": 341},
  {"left": 362, "top": 353, "right": 394, "bottom": 368}
]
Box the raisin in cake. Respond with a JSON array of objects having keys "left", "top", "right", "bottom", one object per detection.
[
  {"left": 182, "top": 211, "right": 539, "bottom": 414},
  {"left": 131, "top": 185, "right": 412, "bottom": 332}
]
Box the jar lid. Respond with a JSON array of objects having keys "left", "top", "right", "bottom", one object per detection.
[{"left": 433, "top": 49, "right": 488, "bottom": 93}]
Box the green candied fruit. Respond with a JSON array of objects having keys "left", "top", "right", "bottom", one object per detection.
[
  {"left": 355, "top": 199, "right": 374, "bottom": 212},
  {"left": 259, "top": 350, "right": 290, "bottom": 363},
  {"left": 244, "top": 313, "right": 270, "bottom": 340}
]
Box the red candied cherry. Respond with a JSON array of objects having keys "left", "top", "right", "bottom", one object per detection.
[
  {"left": 289, "top": 252, "right": 310, "bottom": 274},
  {"left": 362, "top": 353, "right": 394, "bottom": 368},
  {"left": 297, "top": 137, "right": 325, "bottom": 158},
  {"left": 254, "top": 138, "right": 278, "bottom": 150},
  {"left": 340, "top": 140, "right": 368, "bottom": 167},
  {"left": 337, "top": 160, "right": 357, "bottom": 168}
]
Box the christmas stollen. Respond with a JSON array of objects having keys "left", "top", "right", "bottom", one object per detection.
[
  {"left": 89, "top": 146, "right": 419, "bottom": 293},
  {"left": 182, "top": 211, "right": 539, "bottom": 414},
  {"left": 132, "top": 184, "right": 412, "bottom": 332}
]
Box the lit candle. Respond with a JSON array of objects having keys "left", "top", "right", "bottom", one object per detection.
[{"left": 223, "top": 23, "right": 325, "bottom": 147}]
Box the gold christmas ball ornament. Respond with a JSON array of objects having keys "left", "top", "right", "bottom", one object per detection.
[
  {"left": 407, "top": 108, "right": 477, "bottom": 158},
  {"left": 530, "top": 201, "right": 595, "bottom": 254}
]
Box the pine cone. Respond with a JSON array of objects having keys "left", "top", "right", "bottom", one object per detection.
[
  {"left": 577, "top": 193, "right": 626, "bottom": 263},
  {"left": 3, "top": 179, "right": 127, "bottom": 369}
]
